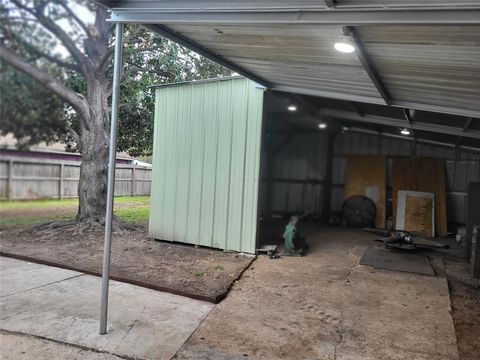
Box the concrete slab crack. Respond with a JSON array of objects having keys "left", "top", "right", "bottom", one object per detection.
[
  {"left": 0, "top": 274, "right": 85, "bottom": 298},
  {"left": 114, "top": 305, "right": 146, "bottom": 352},
  {"left": 171, "top": 304, "right": 217, "bottom": 360},
  {"left": 333, "top": 319, "right": 345, "bottom": 360},
  {"left": 0, "top": 329, "right": 145, "bottom": 360},
  {"left": 345, "top": 249, "right": 361, "bottom": 282}
]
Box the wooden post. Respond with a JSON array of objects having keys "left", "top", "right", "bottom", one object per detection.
[
  {"left": 59, "top": 163, "right": 64, "bottom": 199},
  {"left": 7, "top": 159, "right": 13, "bottom": 201},
  {"left": 131, "top": 165, "right": 136, "bottom": 196}
]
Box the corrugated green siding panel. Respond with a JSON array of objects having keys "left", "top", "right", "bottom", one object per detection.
[{"left": 149, "top": 78, "right": 264, "bottom": 253}]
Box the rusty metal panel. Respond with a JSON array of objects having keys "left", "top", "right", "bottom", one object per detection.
[{"left": 149, "top": 77, "right": 264, "bottom": 253}]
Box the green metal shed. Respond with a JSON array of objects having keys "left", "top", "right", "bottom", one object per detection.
[{"left": 149, "top": 77, "right": 264, "bottom": 254}]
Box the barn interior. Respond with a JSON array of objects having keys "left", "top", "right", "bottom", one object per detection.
[
  {"left": 257, "top": 90, "right": 479, "bottom": 277},
  {"left": 97, "top": 0, "right": 480, "bottom": 278}
]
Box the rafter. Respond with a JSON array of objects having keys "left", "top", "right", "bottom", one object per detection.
[{"left": 320, "top": 109, "right": 480, "bottom": 140}]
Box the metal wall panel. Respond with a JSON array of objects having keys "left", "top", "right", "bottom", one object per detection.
[
  {"left": 263, "top": 132, "right": 328, "bottom": 215},
  {"left": 148, "top": 78, "right": 264, "bottom": 253}
]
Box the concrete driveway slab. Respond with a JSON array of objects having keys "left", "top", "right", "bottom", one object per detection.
[
  {"left": 0, "top": 258, "right": 214, "bottom": 360},
  {"left": 174, "top": 227, "right": 460, "bottom": 360},
  {"left": 0, "top": 257, "right": 80, "bottom": 297},
  {"left": 0, "top": 331, "right": 125, "bottom": 360}
]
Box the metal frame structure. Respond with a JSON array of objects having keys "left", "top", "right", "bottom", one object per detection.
[
  {"left": 101, "top": 5, "right": 480, "bottom": 118},
  {"left": 342, "top": 127, "right": 480, "bottom": 153},
  {"left": 100, "top": 22, "right": 124, "bottom": 335},
  {"left": 145, "top": 25, "right": 270, "bottom": 87},
  {"left": 97, "top": 1, "right": 480, "bottom": 117},
  {"left": 320, "top": 109, "right": 480, "bottom": 140},
  {"left": 345, "top": 26, "right": 391, "bottom": 106},
  {"left": 97, "top": 0, "right": 480, "bottom": 333},
  {"left": 108, "top": 8, "right": 480, "bottom": 25}
]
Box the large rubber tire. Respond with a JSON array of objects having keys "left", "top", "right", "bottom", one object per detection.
[{"left": 341, "top": 195, "right": 376, "bottom": 228}]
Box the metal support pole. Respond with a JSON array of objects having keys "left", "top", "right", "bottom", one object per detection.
[{"left": 100, "top": 22, "right": 124, "bottom": 335}]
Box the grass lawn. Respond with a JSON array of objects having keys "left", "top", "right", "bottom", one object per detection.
[{"left": 0, "top": 196, "right": 150, "bottom": 228}]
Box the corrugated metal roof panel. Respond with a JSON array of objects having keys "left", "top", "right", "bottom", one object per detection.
[
  {"left": 99, "top": 0, "right": 480, "bottom": 118},
  {"left": 149, "top": 77, "right": 264, "bottom": 253},
  {"left": 169, "top": 24, "right": 383, "bottom": 100},
  {"left": 359, "top": 25, "right": 480, "bottom": 113}
]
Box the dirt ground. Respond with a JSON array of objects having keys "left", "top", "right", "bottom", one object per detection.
[
  {"left": 173, "top": 226, "right": 459, "bottom": 360},
  {"left": 1, "top": 211, "right": 478, "bottom": 358},
  {"left": 449, "top": 279, "right": 480, "bottom": 360},
  {"left": 0, "top": 225, "right": 252, "bottom": 302},
  {"left": 175, "top": 225, "right": 477, "bottom": 360}
]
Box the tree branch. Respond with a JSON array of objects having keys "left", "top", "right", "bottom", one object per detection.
[
  {"left": 98, "top": 45, "right": 167, "bottom": 72},
  {"left": 10, "top": 0, "right": 87, "bottom": 69},
  {"left": 126, "top": 45, "right": 165, "bottom": 54},
  {"left": 97, "top": 28, "right": 139, "bottom": 72},
  {"left": 10, "top": 32, "right": 80, "bottom": 72},
  {"left": 97, "top": 46, "right": 114, "bottom": 72},
  {"left": 0, "top": 45, "right": 90, "bottom": 122},
  {"left": 67, "top": 124, "right": 81, "bottom": 149},
  {"left": 56, "top": 0, "right": 90, "bottom": 37}
]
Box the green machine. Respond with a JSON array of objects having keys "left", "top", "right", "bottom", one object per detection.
[{"left": 282, "top": 214, "right": 309, "bottom": 256}]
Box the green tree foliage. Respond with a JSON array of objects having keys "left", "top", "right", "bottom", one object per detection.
[
  {"left": 0, "top": 0, "right": 232, "bottom": 222},
  {"left": 0, "top": 63, "right": 68, "bottom": 148},
  {"left": 0, "top": 4, "right": 231, "bottom": 157},
  {"left": 117, "top": 26, "right": 232, "bottom": 157}
]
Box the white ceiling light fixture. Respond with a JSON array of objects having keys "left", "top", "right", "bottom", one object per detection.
[
  {"left": 318, "top": 123, "right": 327, "bottom": 129},
  {"left": 334, "top": 35, "right": 355, "bottom": 54},
  {"left": 342, "top": 126, "right": 349, "bottom": 131},
  {"left": 288, "top": 105, "right": 297, "bottom": 112},
  {"left": 401, "top": 128, "right": 411, "bottom": 135}
]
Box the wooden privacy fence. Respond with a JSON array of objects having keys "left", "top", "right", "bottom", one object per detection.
[{"left": 0, "top": 158, "right": 152, "bottom": 200}]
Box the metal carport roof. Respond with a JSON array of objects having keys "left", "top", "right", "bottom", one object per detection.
[
  {"left": 95, "top": 0, "right": 480, "bottom": 334},
  {"left": 98, "top": 0, "right": 480, "bottom": 119}
]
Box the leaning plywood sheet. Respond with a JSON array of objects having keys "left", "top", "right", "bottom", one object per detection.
[
  {"left": 396, "top": 190, "right": 435, "bottom": 237},
  {"left": 393, "top": 158, "right": 447, "bottom": 236},
  {"left": 344, "top": 155, "right": 386, "bottom": 229}
]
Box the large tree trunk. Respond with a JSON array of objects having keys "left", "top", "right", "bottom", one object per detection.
[
  {"left": 77, "top": 76, "right": 110, "bottom": 223},
  {"left": 0, "top": 4, "right": 116, "bottom": 228}
]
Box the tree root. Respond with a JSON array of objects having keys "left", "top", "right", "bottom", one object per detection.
[
  {"left": 31, "top": 219, "right": 77, "bottom": 230},
  {"left": 22, "top": 217, "right": 138, "bottom": 238}
]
